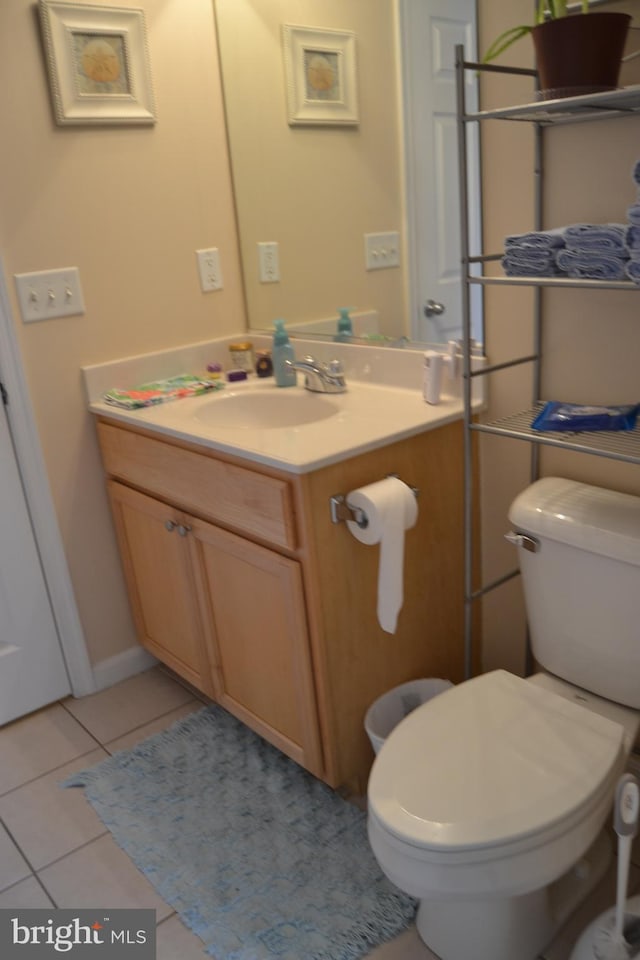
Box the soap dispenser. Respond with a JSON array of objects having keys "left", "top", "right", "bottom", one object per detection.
[
  {"left": 272, "top": 318, "right": 297, "bottom": 388},
  {"left": 334, "top": 307, "right": 353, "bottom": 342}
]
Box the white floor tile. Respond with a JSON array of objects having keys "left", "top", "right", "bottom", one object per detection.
[
  {"left": 0, "top": 704, "right": 98, "bottom": 796},
  {"left": 105, "top": 701, "right": 202, "bottom": 754},
  {"left": 0, "top": 824, "right": 31, "bottom": 891},
  {"left": 0, "top": 824, "right": 31, "bottom": 890},
  {"left": 0, "top": 876, "right": 54, "bottom": 908},
  {"left": 156, "top": 915, "right": 209, "bottom": 959},
  {"left": 37, "top": 834, "right": 173, "bottom": 921},
  {"left": 0, "top": 748, "right": 108, "bottom": 869},
  {"left": 63, "top": 667, "right": 194, "bottom": 743}
]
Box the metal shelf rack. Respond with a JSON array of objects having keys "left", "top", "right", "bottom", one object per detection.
[{"left": 455, "top": 46, "right": 640, "bottom": 678}]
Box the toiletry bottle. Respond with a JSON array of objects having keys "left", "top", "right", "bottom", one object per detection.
[
  {"left": 334, "top": 307, "right": 353, "bottom": 342},
  {"left": 423, "top": 350, "right": 443, "bottom": 405},
  {"left": 255, "top": 350, "right": 273, "bottom": 378},
  {"left": 272, "top": 318, "right": 297, "bottom": 388}
]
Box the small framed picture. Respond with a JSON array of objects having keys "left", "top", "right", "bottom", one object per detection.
[
  {"left": 282, "top": 25, "right": 358, "bottom": 127},
  {"left": 39, "top": 1, "right": 156, "bottom": 126}
]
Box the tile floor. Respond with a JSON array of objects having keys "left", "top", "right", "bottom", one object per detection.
[{"left": 0, "top": 665, "right": 635, "bottom": 960}]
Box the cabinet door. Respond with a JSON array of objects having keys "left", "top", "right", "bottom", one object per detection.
[
  {"left": 189, "top": 518, "right": 323, "bottom": 777},
  {"left": 107, "top": 481, "right": 213, "bottom": 694}
]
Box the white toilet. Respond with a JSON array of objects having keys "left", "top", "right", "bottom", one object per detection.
[{"left": 367, "top": 477, "right": 640, "bottom": 960}]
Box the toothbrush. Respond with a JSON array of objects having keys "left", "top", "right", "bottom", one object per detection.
[{"left": 613, "top": 773, "right": 640, "bottom": 953}]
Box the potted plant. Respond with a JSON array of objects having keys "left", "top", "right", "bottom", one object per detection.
[{"left": 484, "top": 1, "right": 631, "bottom": 99}]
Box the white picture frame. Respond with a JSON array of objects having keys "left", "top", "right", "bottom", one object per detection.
[
  {"left": 39, "top": 1, "right": 156, "bottom": 126},
  {"left": 282, "top": 25, "right": 358, "bottom": 127}
]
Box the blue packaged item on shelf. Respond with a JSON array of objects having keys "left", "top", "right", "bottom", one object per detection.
[{"left": 531, "top": 401, "right": 640, "bottom": 433}]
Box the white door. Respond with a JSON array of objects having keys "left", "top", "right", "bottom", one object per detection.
[
  {"left": 0, "top": 396, "right": 70, "bottom": 724},
  {"left": 401, "top": 0, "right": 482, "bottom": 344}
]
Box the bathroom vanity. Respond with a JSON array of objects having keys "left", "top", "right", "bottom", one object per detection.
[{"left": 89, "top": 347, "right": 472, "bottom": 791}]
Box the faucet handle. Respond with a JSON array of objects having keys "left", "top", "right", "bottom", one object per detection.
[{"left": 328, "top": 359, "right": 344, "bottom": 375}]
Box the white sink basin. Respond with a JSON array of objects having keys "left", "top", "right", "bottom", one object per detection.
[{"left": 192, "top": 388, "right": 341, "bottom": 429}]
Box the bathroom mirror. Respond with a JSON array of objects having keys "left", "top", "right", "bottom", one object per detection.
[{"left": 213, "top": 0, "right": 481, "bottom": 347}]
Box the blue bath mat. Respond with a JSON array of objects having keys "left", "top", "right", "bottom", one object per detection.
[{"left": 65, "top": 705, "right": 415, "bottom": 960}]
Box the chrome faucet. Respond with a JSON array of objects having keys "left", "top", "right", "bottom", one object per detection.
[{"left": 285, "top": 355, "right": 347, "bottom": 393}]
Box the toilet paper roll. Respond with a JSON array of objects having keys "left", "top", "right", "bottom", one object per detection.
[{"left": 346, "top": 477, "right": 418, "bottom": 634}]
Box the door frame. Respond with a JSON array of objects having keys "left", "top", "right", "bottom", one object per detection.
[{"left": 0, "top": 259, "right": 94, "bottom": 698}]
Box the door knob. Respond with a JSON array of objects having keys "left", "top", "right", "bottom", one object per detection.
[{"left": 424, "top": 299, "right": 445, "bottom": 318}]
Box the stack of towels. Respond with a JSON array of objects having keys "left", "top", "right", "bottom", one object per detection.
[
  {"left": 625, "top": 159, "right": 640, "bottom": 284},
  {"left": 502, "top": 229, "right": 565, "bottom": 277},
  {"left": 502, "top": 159, "right": 640, "bottom": 283},
  {"left": 556, "top": 224, "right": 629, "bottom": 280},
  {"left": 502, "top": 224, "right": 629, "bottom": 280}
]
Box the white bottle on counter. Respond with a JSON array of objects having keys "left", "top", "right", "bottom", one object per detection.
[{"left": 423, "top": 351, "right": 444, "bottom": 405}]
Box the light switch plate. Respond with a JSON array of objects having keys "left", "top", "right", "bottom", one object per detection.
[
  {"left": 258, "top": 241, "right": 280, "bottom": 283},
  {"left": 14, "top": 267, "right": 85, "bottom": 323},
  {"left": 364, "top": 232, "right": 401, "bottom": 270},
  {"left": 196, "top": 248, "right": 223, "bottom": 292}
]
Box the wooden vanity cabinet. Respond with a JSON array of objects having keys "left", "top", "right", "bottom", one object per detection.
[
  {"left": 97, "top": 415, "right": 467, "bottom": 793},
  {"left": 99, "top": 420, "right": 323, "bottom": 778}
]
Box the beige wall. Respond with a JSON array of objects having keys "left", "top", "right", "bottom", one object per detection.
[
  {"left": 3, "top": 0, "right": 639, "bottom": 681},
  {"left": 478, "top": 0, "right": 640, "bottom": 675},
  {"left": 0, "top": 0, "right": 246, "bottom": 666},
  {"left": 215, "top": 0, "right": 406, "bottom": 336}
]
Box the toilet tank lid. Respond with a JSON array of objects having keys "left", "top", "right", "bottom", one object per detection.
[{"left": 509, "top": 477, "right": 640, "bottom": 566}]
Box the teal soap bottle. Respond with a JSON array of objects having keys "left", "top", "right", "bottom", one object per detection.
[
  {"left": 272, "top": 318, "right": 296, "bottom": 388},
  {"left": 334, "top": 307, "right": 353, "bottom": 342}
]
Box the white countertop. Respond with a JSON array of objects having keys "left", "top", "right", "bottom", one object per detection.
[
  {"left": 84, "top": 334, "right": 477, "bottom": 474},
  {"left": 89, "top": 377, "right": 466, "bottom": 474}
]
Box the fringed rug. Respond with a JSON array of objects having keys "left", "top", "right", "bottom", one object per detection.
[{"left": 65, "top": 705, "right": 416, "bottom": 960}]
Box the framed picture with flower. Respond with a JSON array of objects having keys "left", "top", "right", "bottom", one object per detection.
[
  {"left": 282, "top": 25, "right": 358, "bottom": 126},
  {"left": 39, "top": 1, "right": 156, "bottom": 125}
]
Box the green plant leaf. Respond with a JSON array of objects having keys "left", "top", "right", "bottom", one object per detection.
[{"left": 482, "top": 25, "right": 533, "bottom": 64}]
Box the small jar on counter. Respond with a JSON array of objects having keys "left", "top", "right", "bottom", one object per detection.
[
  {"left": 228, "top": 341, "right": 254, "bottom": 373},
  {"left": 255, "top": 350, "right": 273, "bottom": 378}
]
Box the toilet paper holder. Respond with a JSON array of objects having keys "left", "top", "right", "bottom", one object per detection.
[{"left": 329, "top": 476, "right": 419, "bottom": 529}]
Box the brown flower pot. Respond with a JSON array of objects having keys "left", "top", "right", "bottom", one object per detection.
[{"left": 531, "top": 12, "right": 631, "bottom": 99}]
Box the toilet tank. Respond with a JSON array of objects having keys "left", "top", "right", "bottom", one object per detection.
[{"left": 508, "top": 477, "right": 640, "bottom": 709}]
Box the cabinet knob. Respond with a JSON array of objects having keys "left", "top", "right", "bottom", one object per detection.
[
  {"left": 164, "top": 520, "right": 176, "bottom": 532},
  {"left": 177, "top": 524, "right": 192, "bottom": 537}
]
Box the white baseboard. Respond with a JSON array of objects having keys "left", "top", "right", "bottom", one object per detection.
[{"left": 91, "top": 645, "right": 158, "bottom": 692}]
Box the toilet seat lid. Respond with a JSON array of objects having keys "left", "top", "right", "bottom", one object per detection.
[{"left": 368, "top": 670, "right": 624, "bottom": 851}]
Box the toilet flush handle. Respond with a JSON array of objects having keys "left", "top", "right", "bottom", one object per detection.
[{"left": 504, "top": 531, "right": 540, "bottom": 553}]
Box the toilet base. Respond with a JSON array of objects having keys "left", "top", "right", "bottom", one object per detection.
[{"left": 415, "top": 829, "right": 612, "bottom": 960}]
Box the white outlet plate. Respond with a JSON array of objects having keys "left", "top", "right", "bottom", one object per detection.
[
  {"left": 364, "top": 231, "right": 401, "bottom": 271},
  {"left": 14, "top": 267, "right": 85, "bottom": 323},
  {"left": 196, "top": 248, "right": 223, "bottom": 292},
  {"left": 258, "top": 241, "right": 280, "bottom": 283}
]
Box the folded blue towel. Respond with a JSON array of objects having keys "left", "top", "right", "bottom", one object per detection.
[
  {"left": 562, "top": 223, "right": 627, "bottom": 254},
  {"left": 505, "top": 228, "right": 565, "bottom": 250},
  {"left": 628, "top": 203, "right": 640, "bottom": 227},
  {"left": 625, "top": 224, "right": 640, "bottom": 256},
  {"left": 502, "top": 252, "right": 564, "bottom": 278},
  {"left": 626, "top": 260, "right": 640, "bottom": 285},
  {"left": 555, "top": 249, "right": 629, "bottom": 280},
  {"left": 502, "top": 247, "right": 556, "bottom": 267},
  {"left": 633, "top": 159, "right": 640, "bottom": 188}
]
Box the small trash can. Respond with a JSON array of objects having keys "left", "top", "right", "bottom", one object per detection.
[{"left": 365, "top": 678, "right": 453, "bottom": 754}]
